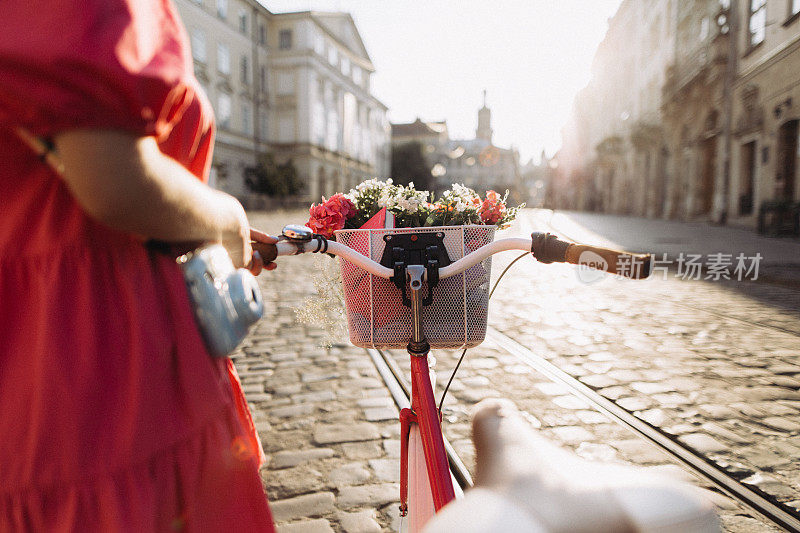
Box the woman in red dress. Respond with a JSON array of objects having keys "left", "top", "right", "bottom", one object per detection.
[{"left": 0, "top": 0, "right": 275, "bottom": 530}]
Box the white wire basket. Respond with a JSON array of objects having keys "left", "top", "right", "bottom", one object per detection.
[{"left": 335, "top": 225, "right": 495, "bottom": 349}]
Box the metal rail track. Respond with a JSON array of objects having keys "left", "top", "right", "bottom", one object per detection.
[
  {"left": 365, "top": 348, "right": 472, "bottom": 494},
  {"left": 667, "top": 299, "right": 800, "bottom": 338},
  {"left": 366, "top": 332, "right": 800, "bottom": 531},
  {"left": 487, "top": 326, "right": 800, "bottom": 533}
]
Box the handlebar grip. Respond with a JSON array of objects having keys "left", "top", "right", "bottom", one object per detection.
[
  {"left": 251, "top": 241, "right": 278, "bottom": 263},
  {"left": 565, "top": 244, "right": 651, "bottom": 279},
  {"left": 531, "top": 232, "right": 651, "bottom": 279}
]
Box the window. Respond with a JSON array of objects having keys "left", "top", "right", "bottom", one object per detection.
[
  {"left": 739, "top": 141, "right": 756, "bottom": 215},
  {"left": 241, "top": 101, "right": 252, "bottom": 135},
  {"left": 259, "top": 111, "right": 268, "bottom": 139},
  {"left": 217, "top": 93, "right": 231, "bottom": 129},
  {"left": 279, "top": 29, "right": 292, "bottom": 50},
  {"left": 198, "top": 79, "right": 211, "bottom": 100},
  {"left": 312, "top": 100, "right": 325, "bottom": 145},
  {"left": 259, "top": 65, "right": 267, "bottom": 94},
  {"left": 216, "top": 0, "right": 227, "bottom": 19},
  {"left": 277, "top": 72, "right": 294, "bottom": 95},
  {"left": 278, "top": 116, "right": 295, "bottom": 142},
  {"left": 238, "top": 10, "right": 248, "bottom": 34},
  {"left": 217, "top": 43, "right": 230, "bottom": 74},
  {"left": 190, "top": 28, "right": 206, "bottom": 63},
  {"left": 317, "top": 77, "right": 326, "bottom": 103},
  {"left": 749, "top": 0, "right": 766, "bottom": 47},
  {"left": 328, "top": 46, "right": 337, "bottom": 66},
  {"left": 314, "top": 35, "right": 325, "bottom": 55},
  {"left": 240, "top": 55, "right": 249, "bottom": 84},
  {"left": 341, "top": 57, "right": 350, "bottom": 77},
  {"left": 259, "top": 24, "right": 266, "bottom": 45},
  {"left": 326, "top": 107, "right": 339, "bottom": 151},
  {"left": 352, "top": 66, "right": 362, "bottom": 86}
]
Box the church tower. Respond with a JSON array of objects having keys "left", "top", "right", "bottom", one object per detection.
[{"left": 476, "top": 90, "right": 493, "bottom": 144}]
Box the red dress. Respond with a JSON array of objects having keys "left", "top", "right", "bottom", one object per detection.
[{"left": 0, "top": 0, "right": 274, "bottom": 530}]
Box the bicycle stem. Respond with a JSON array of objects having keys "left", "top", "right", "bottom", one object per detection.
[{"left": 408, "top": 265, "right": 425, "bottom": 345}]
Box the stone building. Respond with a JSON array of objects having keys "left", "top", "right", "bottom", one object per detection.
[
  {"left": 391, "top": 118, "right": 449, "bottom": 150},
  {"left": 728, "top": 0, "right": 800, "bottom": 229},
  {"left": 174, "top": 0, "right": 390, "bottom": 201},
  {"left": 661, "top": 0, "right": 733, "bottom": 221},
  {"left": 520, "top": 152, "right": 552, "bottom": 208},
  {"left": 555, "top": 0, "right": 675, "bottom": 217},
  {"left": 557, "top": 0, "right": 800, "bottom": 231},
  {"left": 391, "top": 93, "right": 522, "bottom": 198},
  {"left": 268, "top": 11, "right": 391, "bottom": 201}
]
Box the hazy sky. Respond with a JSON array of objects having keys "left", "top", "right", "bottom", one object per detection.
[{"left": 264, "top": 0, "right": 623, "bottom": 163}]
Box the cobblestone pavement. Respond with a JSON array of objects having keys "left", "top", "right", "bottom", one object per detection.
[
  {"left": 239, "top": 211, "right": 402, "bottom": 533},
  {"left": 487, "top": 210, "right": 800, "bottom": 530},
  {"left": 240, "top": 209, "right": 798, "bottom": 532}
]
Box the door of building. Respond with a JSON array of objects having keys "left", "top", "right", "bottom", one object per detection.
[
  {"left": 699, "top": 137, "right": 717, "bottom": 215},
  {"left": 776, "top": 119, "right": 798, "bottom": 201},
  {"left": 739, "top": 141, "right": 756, "bottom": 215}
]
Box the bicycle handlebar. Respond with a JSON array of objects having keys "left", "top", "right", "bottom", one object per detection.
[
  {"left": 531, "top": 232, "right": 651, "bottom": 280},
  {"left": 253, "top": 229, "right": 651, "bottom": 281}
]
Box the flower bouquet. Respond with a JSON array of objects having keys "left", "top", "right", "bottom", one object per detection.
[
  {"left": 306, "top": 179, "right": 521, "bottom": 237},
  {"left": 303, "top": 180, "right": 523, "bottom": 350}
]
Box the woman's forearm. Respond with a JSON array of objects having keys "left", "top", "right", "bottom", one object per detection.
[{"left": 53, "top": 130, "right": 245, "bottom": 245}]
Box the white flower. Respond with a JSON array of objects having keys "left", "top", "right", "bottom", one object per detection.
[
  {"left": 378, "top": 187, "right": 399, "bottom": 209},
  {"left": 355, "top": 178, "right": 392, "bottom": 193},
  {"left": 398, "top": 196, "right": 421, "bottom": 213}
]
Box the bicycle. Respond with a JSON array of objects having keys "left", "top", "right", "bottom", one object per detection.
[{"left": 256, "top": 224, "right": 718, "bottom": 532}]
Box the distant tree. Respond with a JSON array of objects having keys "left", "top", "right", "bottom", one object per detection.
[
  {"left": 391, "top": 141, "right": 433, "bottom": 191},
  {"left": 245, "top": 153, "right": 304, "bottom": 197}
]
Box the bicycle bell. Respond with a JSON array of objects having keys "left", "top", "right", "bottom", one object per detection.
[{"left": 282, "top": 224, "right": 314, "bottom": 242}]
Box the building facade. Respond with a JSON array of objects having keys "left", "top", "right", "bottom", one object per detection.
[
  {"left": 729, "top": 0, "right": 800, "bottom": 229},
  {"left": 661, "top": 0, "right": 732, "bottom": 221},
  {"left": 555, "top": 0, "right": 675, "bottom": 217},
  {"left": 391, "top": 93, "right": 522, "bottom": 199},
  {"left": 556, "top": 0, "right": 800, "bottom": 231},
  {"left": 174, "top": 0, "right": 390, "bottom": 201}
]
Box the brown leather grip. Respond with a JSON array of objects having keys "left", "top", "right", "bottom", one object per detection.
[
  {"left": 530, "top": 232, "right": 650, "bottom": 279},
  {"left": 251, "top": 241, "right": 278, "bottom": 263},
  {"left": 564, "top": 244, "right": 651, "bottom": 279}
]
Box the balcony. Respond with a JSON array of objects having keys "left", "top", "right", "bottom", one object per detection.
[{"left": 663, "top": 30, "right": 730, "bottom": 102}]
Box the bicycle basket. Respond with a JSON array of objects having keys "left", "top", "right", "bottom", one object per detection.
[{"left": 334, "top": 225, "right": 495, "bottom": 349}]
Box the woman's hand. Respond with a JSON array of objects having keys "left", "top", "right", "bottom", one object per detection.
[
  {"left": 248, "top": 228, "right": 278, "bottom": 275},
  {"left": 218, "top": 194, "right": 253, "bottom": 269}
]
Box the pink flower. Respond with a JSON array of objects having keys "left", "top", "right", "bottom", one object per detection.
[
  {"left": 306, "top": 194, "right": 357, "bottom": 238},
  {"left": 478, "top": 190, "right": 506, "bottom": 225}
]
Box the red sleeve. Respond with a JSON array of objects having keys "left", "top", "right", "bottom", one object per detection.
[{"left": 0, "top": 0, "right": 194, "bottom": 139}]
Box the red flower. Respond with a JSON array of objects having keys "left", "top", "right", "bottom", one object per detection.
[
  {"left": 327, "top": 193, "right": 357, "bottom": 219},
  {"left": 306, "top": 194, "right": 357, "bottom": 238},
  {"left": 478, "top": 190, "right": 506, "bottom": 225}
]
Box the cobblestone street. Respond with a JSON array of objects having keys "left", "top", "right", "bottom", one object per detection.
[{"left": 239, "top": 209, "right": 800, "bottom": 532}]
